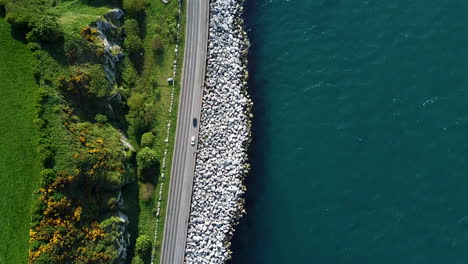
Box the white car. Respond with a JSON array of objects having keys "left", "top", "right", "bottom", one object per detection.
[{"left": 191, "top": 136, "right": 195, "bottom": 146}]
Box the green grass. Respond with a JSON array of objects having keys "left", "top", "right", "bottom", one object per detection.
[
  {"left": 48, "top": 0, "right": 113, "bottom": 35},
  {"left": 123, "top": 0, "right": 187, "bottom": 263},
  {"left": 0, "top": 19, "right": 41, "bottom": 264}
]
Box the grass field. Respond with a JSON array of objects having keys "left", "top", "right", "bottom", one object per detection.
[{"left": 0, "top": 19, "right": 41, "bottom": 264}]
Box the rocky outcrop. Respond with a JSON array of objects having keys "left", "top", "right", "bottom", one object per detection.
[
  {"left": 87, "top": 9, "right": 125, "bottom": 118},
  {"left": 92, "top": 8, "right": 124, "bottom": 84},
  {"left": 185, "top": 0, "right": 251, "bottom": 263},
  {"left": 100, "top": 211, "right": 131, "bottom": 263}
]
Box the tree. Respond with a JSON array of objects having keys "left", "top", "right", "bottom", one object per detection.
[
  {"left": 126, "top": 97, "right": 157, "bottom": 141},
  {"left": 137, "top": 147, "right": 158, "bottom": 171},
  {"left": 95, "top": 114, "right": 108, "bottom": 124},
  {"left": 122, "top": 0, "right": 146, "bottom": 18},
  {"left": 127, "top": 93, "right": 145, "bottom": 110},
  {"left": 126, "top": 87, "right": 159, "bottom": 139},
  {"left": 30, "top": 16, "right": 63, "bottom": 42},
  {"left": 5, "top": 8, "right": 32, "bottom": 30},
  {"left": 124, "top": 34, "right": 143, "bottom": 57},
  {"left": 124, "top": 18, "right": 140, "bottom": 37},
  {"left": 131, "top": 256, "right": 144, "bottom": 264},
  {"left": 140, "top": 132, "right": 154, "bottom": 147},
  {"left": 135, "top": 235, "right": 152, "bottom": 260}
]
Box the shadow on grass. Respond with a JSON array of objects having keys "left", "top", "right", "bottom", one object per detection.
[
  {"left": 130, "top": 52, "right": 146, "bottom": 75},
  {"left": 0, "top": 6, "right": 5, "bottom": 18},
  {"left": 141, "top": 162, "right": 161, "bottom": 186},
  {"left": 82, "top": 0, "right": 121, "bottom": 8},
  {"left": 122, "top": 179, "right": 140, "bottom": 264},
  {"left": 137, "top": 11, "right": 147, "bottom": 40},
  {"left": 41, "top": 37, "right": 68, "bottom": 65},
  {"left": 9, "top": 27, "right": 28, "bottom": 42},
  {"left": 153, "top": 49, "right": 165, "bottom": 66}
]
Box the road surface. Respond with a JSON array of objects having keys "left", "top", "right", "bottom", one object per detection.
[{"left": 160, "top": 0, "right": 210, "bottom": 263}]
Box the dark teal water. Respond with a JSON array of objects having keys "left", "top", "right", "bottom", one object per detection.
[{"left": 231, "top": 1, "right": 468, "bottom": 263}]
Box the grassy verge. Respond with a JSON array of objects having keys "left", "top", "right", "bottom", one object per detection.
[
  {"left": 0, "top": 19, "right": 41, "bottom": 264},
  {"left": 122, "top": 0, "right": 187, "bottom": 263}
]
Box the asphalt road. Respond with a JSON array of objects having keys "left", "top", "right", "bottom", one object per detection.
[{"left": 160, "top": 0, "right": 210, "bottom": 263}]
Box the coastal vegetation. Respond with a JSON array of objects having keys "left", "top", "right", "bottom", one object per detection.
[{"left": 0, "top": 0, "right": 184, "bottom": 262}]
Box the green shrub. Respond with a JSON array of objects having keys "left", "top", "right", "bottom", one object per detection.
[
  {"left": 150, "top": 75, "right": 158, "bottom": 89},
  {"left": 95, "top": 114, "right": 108, "bottom": 124},
  {"left": 127, "top": 92, "right": 145, "bottom": 110},
  {"left": 37, "top": 136, "right": 54, "bottom": 162},
  {"left": 5, "top": 9, "right": 32, "bottom": 30},
  {"left": 30, "top": 51, "right": 42, "bottom": 81},
  {"left": 122, "top": 58, "right": 137, "bottom": 88},
  {"left": 87, "top": 65, "right": 111, "bottom": 98},
  {"left": 37, "top": 143, "right": 54, "bottom": 168},
  {"left": 49, "top": 191, "right": 64, "bottom": 202},
  {"left": 105, "top": 197, "right": 117, "bottom": 210},
  {"left": 140, "top": 132, "right": 154, "bottom": 147},
  {"left": 29, "top": 240, "right": 43, "bottom": 252},
  {"left": 30, "top": 197, "right": 46, "bottom": 228},
  {"left": 33, "top": 118, "right": 45, "bottom": 129},
  {"left": 131, "top": 256, "right": 144, "bottom": 264},
  {"left": 40, "top": 169, "right": 56, "bottom": 187},
  {"left": 124, "top": 34, "right": 143, "bottom": 56},
  {"left": 27, "top": 41, "right": 40, "bottom": 52},
  {"left": 123, "top": 0, "right": 146, "bottom": 18},
  {"left": 34, "top": 252, "right": 53, "bottom": 264},
  {"left": 168, "top": 22, "right": 177, "bottom": 43},
  {"left": 135, "top": 234, "right": 152, "bottom": 259},
  {"left": 60, "top": 66, "right": 110, "bottom": 101},
  {"left": 126, "top": 93, "right": 157, "bottom": 138},
  {"left": 125, "top": 18, "right": 140, "bottom": 36},
  {"left": 137, "top": 147, "right": 158, "bottom": 171},
  {"left": 64, "top": 35, "right": 95, "bottom": 64},
  {"left": 36, "top": 88, "right": 47, "bottom": 103},
  {"left": 30, "top": 16, "right": 63, "bottom": 42},
  {"left": 58, "top": 69, "right": 90, "bottom": 97},
  {"left": 104, "top": 171, "right": 123, "bottom": 191},
  {"left": 173, "top": 7, "right": 179, "bottom": 21}
]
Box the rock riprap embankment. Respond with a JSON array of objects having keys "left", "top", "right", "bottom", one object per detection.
[{"left": 185, "top": 0, "right": 251, "bottom": 263}]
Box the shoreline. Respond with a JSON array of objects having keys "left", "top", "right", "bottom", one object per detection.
[{"left": 185, "top": 0, "right": 252, "bottom": 263}]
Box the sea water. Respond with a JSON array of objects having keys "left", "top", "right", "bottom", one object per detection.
[{"left": 231, "top": 1, "right": 468, "bottom": 263}]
